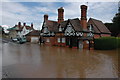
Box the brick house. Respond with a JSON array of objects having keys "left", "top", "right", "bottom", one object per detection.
[{"left": 40, "top": 5, "right": 111, "bottom": 49}]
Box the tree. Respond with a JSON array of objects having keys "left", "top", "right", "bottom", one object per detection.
[{"left": 111, "top": 13, "right": 120, "bottom": 36}]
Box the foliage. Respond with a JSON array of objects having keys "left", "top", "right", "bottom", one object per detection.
[
  {"left": 105, "top": 7, "right": 120, "bottom": 37},
  {"left": 111, "top": 13, "right": 120, "bottom": 36}
]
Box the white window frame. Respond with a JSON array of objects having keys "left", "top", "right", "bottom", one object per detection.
[
  {"left": 57, "top": 38, "right": 60, "bottom": 43},
  {"left": 44, "top": 27, "right": 48, "bottom": 33},
  {"left": 59, "top": 26, "right": 62, "bottom": 32},
  {"left": 62, "top": 38, "right": 65, "bottom": 43}
]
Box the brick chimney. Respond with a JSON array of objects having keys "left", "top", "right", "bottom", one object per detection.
[
  {"left": 18, "top": 22, "right": 21, "bottom": 28},
  {"left": 58, "top": 7, "right": 64, "bottom": 23},
  {"left": 23, "top": 23, "right": 26, "bottom": 26},
  {"left": 44, "top": 14, "right": 48, "bottom": 21},
  {"left": 80, "top": 5, "right": 87, "bottom": 30},
  {"left": 31, "top": 23, "right": 33, "bottom": 29}
]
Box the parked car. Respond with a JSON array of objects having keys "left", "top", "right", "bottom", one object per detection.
[
  {"left": 12, "top": 38, "right": 18, "bottom": 42},
  {"left": 17, "top": 37, "right": 26, "bottom": 44}
]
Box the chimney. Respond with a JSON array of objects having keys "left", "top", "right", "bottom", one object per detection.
[
  {"left": 31, "top": 23, "right": 33, "bottom": 29},
  {"left": 44, "top": 14, "right": 48, "bottom": 21},
  {"left": 80, "top": 5, "right": 87, "bottom": 30},
  {"left": 18, "top": 22, "right": 21, "bottom": 28},
  {"left": 23, "top": 23, "right": 26, "bottom": 26},
  {"left": 58, "top": 7, "right": 64, "bottom": 23}
]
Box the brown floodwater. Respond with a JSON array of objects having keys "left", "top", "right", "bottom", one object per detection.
[{"left": 1, "top": 42, "right": 119, "bottom": 78}]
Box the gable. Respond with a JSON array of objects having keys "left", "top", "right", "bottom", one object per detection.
[
  {"left": 88, "top": 18, "right": 111, "bottom": 34},
  {"left": 65, "top": 22, "right": 75, "bottom": 33},
  {"left": 41, "top": 21, "right": 55, "bottom": 36}
]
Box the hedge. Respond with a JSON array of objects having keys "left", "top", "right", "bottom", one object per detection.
[{"left": 94, "top": 37, "right": 120, "bottom": 50}]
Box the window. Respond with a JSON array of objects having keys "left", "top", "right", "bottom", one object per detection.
[
  {"left": 62, "top": 38, "right": 65, "bottom": 43},
  {"left": 59, "top": 26, "right": 62, "bottom": 32},
  {"left": 57, "top": 38, "right": 60, "bottom": 43},
  {"left": 89, "top": 24, "right": 93, "bottom": 31},
  {"left": 86, "top": 41, "right": 89, "bottom": 44},
  {"left": 46, "top": 38, "right": 50, "bottom": 42},
  {"left": 44, "top": 27, "right": 48, "bottom": 33},
  {"left": 51, "top": 32, "right": 55, "bottom": 36}
]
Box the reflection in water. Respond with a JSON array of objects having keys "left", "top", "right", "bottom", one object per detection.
[{"left": 2, "top": 42, "right": 118, "bottom": 78}]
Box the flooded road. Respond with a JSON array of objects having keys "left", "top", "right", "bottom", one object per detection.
[{"left": 2, "top": 42, "right": 119, "bottom": 78}]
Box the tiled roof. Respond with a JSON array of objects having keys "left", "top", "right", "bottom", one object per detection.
[
  {"left": 69, "top": 18, "right": 83, "bottom": 32},
  {"left": 89, "top": 18, "right": 111, "bottom": 34},
  {"left": 25, "top": 30, "right": 40, "bottom": 36},
  {"left": 56, "top": 20, "right": 68, "bottom": 32},
  {"left": 91, "top": 24, "right": 101, "bottom": 34},
  {"left": 59, "top": 20, "right": 68, "bottom": 28},
  {"left": 45, "top": 20, "right": 59, "bottom": 32},
  {"left": 42, "top": 18, "right": 84, "bottom": 33}
]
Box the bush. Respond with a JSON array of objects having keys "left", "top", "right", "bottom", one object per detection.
[
  {"left": 116, "top": 37, "right": 120, "bottom": 48},
  {"left": 94, "top": 37, "right": 119, "bottom": 50}
]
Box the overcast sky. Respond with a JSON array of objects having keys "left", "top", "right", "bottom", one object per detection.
[{"left": 0, "top": 0, "right": 119, "bottom": 30}]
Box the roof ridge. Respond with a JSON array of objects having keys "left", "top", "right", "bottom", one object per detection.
[{"left": 90, "top": 18, "right": 102, "bottom": 22}]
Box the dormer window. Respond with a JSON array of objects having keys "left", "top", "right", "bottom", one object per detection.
[
  {"left": 59, "top": 26, "right": 62, "bottom": 32},
  {"left": 88, "top": 24, "right": 93, "bottom": 32},
  {"left": 44, "top": 27, "right": 48, "bottom": 33}
]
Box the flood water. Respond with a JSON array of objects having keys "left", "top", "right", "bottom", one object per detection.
[{"left": 1, "top": 42, "right": 119, "bottom": 78}]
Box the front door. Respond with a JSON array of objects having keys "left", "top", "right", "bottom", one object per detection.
[{"left": 66, "top": 37, "right": 72, "bottom": 48}]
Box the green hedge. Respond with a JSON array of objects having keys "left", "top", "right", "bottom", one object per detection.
[
  {"left": 94, "top": 37, "right": 120, "bottom": 50},
  {"left": 117, "top": 37, "right": 120, "bottom": 48}
]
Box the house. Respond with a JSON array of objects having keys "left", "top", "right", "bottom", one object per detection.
[
  {"left": 40, "top": 5, "right": 111, "bottom": 49},
  {"left": 88, "top": 18, "right": 111, "bottom": 38},
  {"left": 25, "top": 30, "right": 40, "bottom": 43},
  {"left": 8, "top": 22, "right": 34, "bottom": 39}
]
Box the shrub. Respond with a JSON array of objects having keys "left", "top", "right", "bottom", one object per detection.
[
  {"left": 116, "top": 37, "right": 120, "bottom": 48},
  {"left": 94, "top": 37, "right": 118, "bottom": 50}
]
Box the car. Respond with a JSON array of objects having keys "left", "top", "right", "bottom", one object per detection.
[
  {"left": 17, "top": 37, "right": 26, "bottom": 44},
  {"left": 12, "top": 38, "right": 18, "bottom": 42}
]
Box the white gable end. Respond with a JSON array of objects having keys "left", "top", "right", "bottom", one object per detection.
[
  {"left": 65, "top": 23, "right": 75, "bottom": 33},
  {"left": 21, "top": 26, "right": 31, "bottom": 35},
  {"left": 65, "top": 23, "right": 75, "bottom": 36},
  {"left": 43, "top": 27, "right": 49, "bottom": 33}
]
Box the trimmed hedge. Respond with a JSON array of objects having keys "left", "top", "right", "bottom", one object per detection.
[
  {"left": 117, "top": 37, "right": 120, "bottom": 48},
  {"left": 94, "top": 37, "right": 120, "bottom": 50}
]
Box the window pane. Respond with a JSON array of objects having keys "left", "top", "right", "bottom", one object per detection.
[
  {"left": 62, "top": 38, "right": 65, "bottom": 43},
  {"left": 57, "top": 38, "right": 60, "bottom": 43}
]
